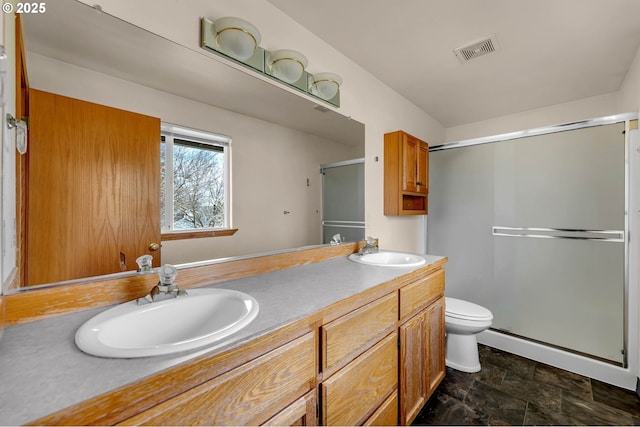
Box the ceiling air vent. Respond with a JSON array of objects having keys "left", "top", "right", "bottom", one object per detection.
[{"left": 454, "top": 34, "right": 499, "bottom": 63}]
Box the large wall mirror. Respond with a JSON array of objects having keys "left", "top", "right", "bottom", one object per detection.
[{"left": 7, "top": 0, "right": 364, "bottom": 292}]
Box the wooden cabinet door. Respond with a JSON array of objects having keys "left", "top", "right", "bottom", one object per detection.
[
  {"left": 416, "top": 141, "right": 429, "bottom": 194},
  {"left": 426, "top": 297, "right": 446, "bottom": 396},
  {"left": 399, "top": 311, "right": 426, "bottom": 426},
  {"left": 401, "top": 133, "right": 419, "bottom": 192},
  {"left": 26, "top": 90, "right": 161, "bottom": 285},
  {"left": 399, "top": 296, "right": 446, "bottom": 425}
]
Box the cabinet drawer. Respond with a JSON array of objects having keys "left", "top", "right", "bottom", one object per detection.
[
  {"left": 363, "top": 390, "right": 398, "bottom": 426},
  {"left": 399, "top": 269, "right": 444, "bottom": 321},
  {"left": 262, "top": 389, "right": 317, "bottom": 426},
  {"left": 322, "top": 293, "right": 397, "bottom": 373},
  {"left": 119, "top": 332, "right": 316, "bottom": 426},
  {"left": 322, "top": 332, "right": 398, "bottom": 426}
]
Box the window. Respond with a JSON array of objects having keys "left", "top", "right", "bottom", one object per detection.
[{"left": 160, "top": 123, "right": 231, "bottom": 234}]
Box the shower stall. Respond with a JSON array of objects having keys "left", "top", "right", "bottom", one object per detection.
[{"left": 427, "top": 114, "right": 638, "bottom": 389}]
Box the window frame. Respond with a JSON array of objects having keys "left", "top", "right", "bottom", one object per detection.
[{"left": 160, "top": 123, "right": 234, "bottom": 240}]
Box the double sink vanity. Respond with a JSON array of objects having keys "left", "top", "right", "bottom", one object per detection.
[{"left": 0, "top": 243, "right": 447, "bottom": 426}]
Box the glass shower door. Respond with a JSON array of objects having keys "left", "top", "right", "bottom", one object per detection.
[
  {"left": 321, "top": 160, "right": 365, "bottom": 243},
  {"left": 428, "top": 122, "right": 626, "bottom": 364},
  {"left": 491, "top": 124, "right": 625, "bottom": 363}
]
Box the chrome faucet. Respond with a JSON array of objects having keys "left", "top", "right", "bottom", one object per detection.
[
  {"left": 137, "top": 264, "right": 187, "bottom": 305},
  {"left": 330, "top": 233, "right": 345, "bottom": 245},
  {"left": 358, "top": 236, "right": 379, "bottom": 255}
]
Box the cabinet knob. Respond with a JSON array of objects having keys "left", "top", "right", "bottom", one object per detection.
[
  {"left": 148, "top": 242, "right": 160, "bottom": 251},
  {"left": 416, "top": 181, "right": 423, "bottom": 186}
]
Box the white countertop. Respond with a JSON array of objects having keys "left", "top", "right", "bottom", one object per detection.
[{"left": 0, "top": 253, "right": 445, "bottom": 425}]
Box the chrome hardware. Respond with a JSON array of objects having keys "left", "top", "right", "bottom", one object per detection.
[
  {"left": 136, "top": 254, "right": 153, "bottom": 272},
  {"left": 358, "top": 236, "right": 379, "bottom": 255},
  {"left": 137, "top": 264, "right": 187, "bottom": 305},
  {"left": 330, "top": 234, "right": 344, "bottom": 245},
  {"left": 492, "top": 226, "right": 624, "bottom": 243}
]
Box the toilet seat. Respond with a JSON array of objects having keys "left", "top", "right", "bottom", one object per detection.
[{"left": 445, "top": 297, "right": 493, "bottom": 321}]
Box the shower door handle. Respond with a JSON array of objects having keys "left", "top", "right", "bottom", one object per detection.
[{"left": 492, "top": 226, "right": 624, "bottom": 242}]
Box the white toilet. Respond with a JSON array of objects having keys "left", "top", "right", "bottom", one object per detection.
[{"left": 444, "top": 297, "right": 493, "bottom": 373}]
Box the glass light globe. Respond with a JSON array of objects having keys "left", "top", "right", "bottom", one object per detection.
[
  {"left": 310, "top": 72, "right": 342, "bottom": 100},
  {"left": 267, "top": 49, "right": 308, "bottom": 84},
  {"left": 213, "top": 17, "right": 261, "bottom": 61}
]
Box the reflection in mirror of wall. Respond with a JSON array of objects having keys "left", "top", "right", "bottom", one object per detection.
[{"left": 8, "top": 0, "right": 365, "bottom": 292}]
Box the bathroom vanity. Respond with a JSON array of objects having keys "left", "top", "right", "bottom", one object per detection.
[{"left": 0, "top": 244, "right": 446, "bottom": 426}]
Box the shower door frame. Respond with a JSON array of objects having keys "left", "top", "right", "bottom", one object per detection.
[{"left": 429, "top": 113, "right": 638, "bottom": 390}]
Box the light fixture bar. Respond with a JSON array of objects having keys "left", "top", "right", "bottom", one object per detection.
[{"left": 200, "top": 17, "right": 340, "bottom": 107}]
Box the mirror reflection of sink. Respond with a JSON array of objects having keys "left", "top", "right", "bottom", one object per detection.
[
  {"left": 75, "top": 288, "right": 259, "bottom": 358},
  {"left": 348, "top": 251, "right": 426, "bottom": 268}
]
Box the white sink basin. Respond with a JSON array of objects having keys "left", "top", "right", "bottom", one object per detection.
[
  {"left": 348, "top": 251, "right": 426, "bottom": 267},
  {"left": 75, "top": 288, "right": 259, "bottom": 358}
]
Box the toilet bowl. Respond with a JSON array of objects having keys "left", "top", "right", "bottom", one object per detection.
[{"left": 445, "top": 297, "right": 493, "bottom": 373}]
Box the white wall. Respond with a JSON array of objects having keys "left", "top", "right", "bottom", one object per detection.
[
  {"left": 619, "top": 44, "right": 640, "bottom": 387},
  {"left": 620, "top": 45, "right": 640, "bottom": 114},
  {"left": 77, "top": 0, "right": 446, "bottom": 255},
  {"left": 28, "top": 54, "right": 357, "bottom": 263},
  {"left": 445, "top": 92, "right": 621, "bottom": 142}
]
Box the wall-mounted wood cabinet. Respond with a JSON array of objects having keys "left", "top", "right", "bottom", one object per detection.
[{"left": 384, "top": 130, "right": 429, "bottom": 215}]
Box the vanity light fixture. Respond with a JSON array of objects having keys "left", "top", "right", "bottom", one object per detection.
[
  {"left": 212, "top": 17, "right": 261, "bottom": 61},
  {"left": 266, "top": 49, "right": 308, "bottom": 84},
  {"left": 201, "top": 17, "right": 341, "bottom": 107},
  {"left": 309, "top": 72, "right": 342, "bottom": 101}
]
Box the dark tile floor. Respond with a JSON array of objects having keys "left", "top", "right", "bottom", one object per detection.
[{"left": 413, "top": 345, "right": 640, "bottom": 425}]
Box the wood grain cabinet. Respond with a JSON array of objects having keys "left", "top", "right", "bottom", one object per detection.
[
  {"left": 27, "top": 253, "right": 448, "bottom": 426},
  {"left": 321, "top": 293, "right": 398, "bottom": 376},
  {"left": 320, "top": 293, "right": 399, "bottom": 426},
  {"left": 398, "top": 269, "right": 446, "bottom": 425},
  {"left": 384, "top": 130, "right": 429, "bottom": 215},
  {"left": 263, "top": 390, "right": 318, "bottom": 426},
  {"left": 363, "top": 390, "right": 398, "bottom": 426},
  {"left": 119, "top": 332, "right": 317, "bottom": 426},
  {"left": 322, "top": 332, "right": 398, "bottom": 426}
]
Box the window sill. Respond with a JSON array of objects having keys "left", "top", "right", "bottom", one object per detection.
[{"left": 161, "top": 228, "right": 238, "bottom": 241}]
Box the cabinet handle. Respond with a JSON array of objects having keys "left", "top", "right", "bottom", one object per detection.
[{"left": 416, "top": 181, "right": 422, "bottom": 186}]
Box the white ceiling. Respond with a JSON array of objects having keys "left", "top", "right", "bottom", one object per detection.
[{"left": 266, "top": 0, "right": 640, "bottom": 127}]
